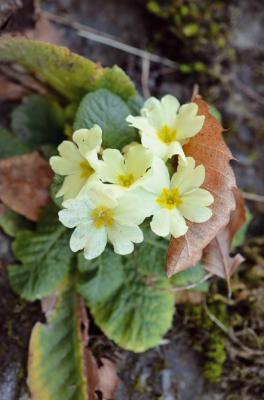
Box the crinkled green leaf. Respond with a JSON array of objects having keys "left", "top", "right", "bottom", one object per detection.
[
  {"left": 11, "top": 95, "right": 64, "bottom": 150},
  {"left": 0, "top": 38, "right": 135, "bottom": 102},
  {"left": 74, "top": 89, "right": 137, "bottom": 149},
  {"left": 127, "top": 94, "right": 144, "bottom": 115},
  {"left": 0, "top": 205, "right": 30, "bottom": 237},
  {"left": 0, "top": 128, "right": 29, "bottom": 158},
  {"left": 28, "top": 281, "right": 95, "bottom": 400},
  {"left": 79, "top": 235, "right": 174, "bottom": 353},
  {"left": 8, "top": 206, "right": 73, "bottom": 301},
  {"left": 170, "top": 262, "right": 209, "bottom": 293},
  {"left": 78, "top": 251, "right": 125, "bottom": 304},
  {"left": 94, "top": 65, "right": 136, "bottom": 101}
]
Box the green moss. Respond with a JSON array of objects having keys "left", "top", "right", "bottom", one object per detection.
[
  {"left": 185, "top": 302, "right": 227, "bottom": 383},
  {"left": 146, "top": 0, "right": 230, "bottom": 57}
]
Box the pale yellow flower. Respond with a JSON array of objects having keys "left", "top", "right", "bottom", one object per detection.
[
  {"left": 140, "top": 157, "right": 214, "bottom": 238},
  {"left": 96, "top": 145, "right": 153, "bottom": 191},
  {"left": 127, "top": 95, "right": 204, "bottom": 161},
  {"left": 59, "top": 183, "right": 149, "bottom": 259},
  {"left": 50, "top": 126, "right": 102, "bottom": 200}
]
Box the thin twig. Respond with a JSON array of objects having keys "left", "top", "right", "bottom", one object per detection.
[
  {"left": 141, "top": 57, "right": 151, "bottom": 99},
  {"left": 242, "top": 191, "right": 264, "bottom": 203},
  {"left": 171, "top": 273, "right": 213, "bottom": 292},
  {"left": 203, "top": 301, "right": 264, "bottom": 356},
  {"left": 42, "top": 11, "right": 179, "bottom": 69}
]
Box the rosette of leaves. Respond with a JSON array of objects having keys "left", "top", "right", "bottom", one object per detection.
[{"left": 0, "top": 39, "right": 248, "bottom": 399}]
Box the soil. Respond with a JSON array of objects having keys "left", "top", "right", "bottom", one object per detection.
[{"left": 0, "top": 0, "right": 263, "bottom": 399}]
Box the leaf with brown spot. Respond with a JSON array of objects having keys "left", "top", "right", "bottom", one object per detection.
[
  {"left": 0, "top": 152, "right": 53, "bottom": 221},
  {"left": 203, "top": 188, "right": 246, "bottom": 287},
  {"left": 166, "top": 97, "right": 237, "bottom": 277}
]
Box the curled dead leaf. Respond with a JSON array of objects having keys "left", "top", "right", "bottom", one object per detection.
[
  {"left": 0, "top": 151, "right": 53, "bottom": 221},
  {"left": 203, "top": 188, "right": 246, "bottom": 288},
  {"left": 166, "top": 97, "right": 237, "bottom": 277}
]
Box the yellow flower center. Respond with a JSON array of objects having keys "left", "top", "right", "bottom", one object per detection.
[
  {"left": 118, "top": 173, "right": 135, "bottom": 188},
  {"left": 79, "top": 161, "right": 94, "bottom": 179},
  {"left": 90, "top": 206, "right": 114, "bottom": 229},
  {"left": 157, "top": 125, "right": 177, "bottom": 144},
  {"left": 156, "top": 187, "right": 182, "bottom": 209}
]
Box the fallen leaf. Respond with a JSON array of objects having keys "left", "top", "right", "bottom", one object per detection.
[
  {"left": 0, "top": 151, "right": 53, "bottom": 221},
  {"left": 97, "top": 358, "right": 120, "bottom": 400},
  {"left": 203, "top": 188, "right": 246, "bottom": 287},
  {"left": 166, "top": 96, "right": 237, "bottom": 277},
  {"left": 174, "top": 291, "right": 204, "bottom": 305},
  {"left": 0, "top": 73, "right": 31, "bottom": 101}
]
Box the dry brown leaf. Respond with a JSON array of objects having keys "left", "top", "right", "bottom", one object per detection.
[
  {"left": 174, "top": 290, "right": 204, "bottom": 305},
  {"left": 0, "top": 72, "right": 31, "bottom": 101},
  {"left": 97, "top": 358, "right": 120, "bottom": 400},
  {"left": 0, "top": 151, "right": 53, "bottom": 221},
  {"left": 203, "top": 188, "right": 246, "bottom": 287},
  {"left": 166, "top": 96, "right": 237, "bottom": 277}
]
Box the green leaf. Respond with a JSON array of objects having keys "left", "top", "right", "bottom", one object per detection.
[
  {"left": 28, "top": 281, "right": 93, "bottom": 400},
  {"left": 170, "top": 262, "right": 209, "bottom": 292},
  {"left": 74, "top": 89, "right": 138, "bottom": 149},
  {"left": 127, "top": 94, "right": 144, "bottom": 115},
  {"left": 209, "top": 105, "right": 222, "bottom": 123},
  {"left": 78, "top": 251, "right": 125, "bottom": 304},
  {"left": 11, "top": 95, "right": 64, "bottom": 150},
  {"left": 8, "top": 207, "right": 73, "bottom": 301},
  {"left": 95, "top": 65, "right": 136, "bottom": 101},
  {"left": 50, "top": 174, "right": 64, "bottom": 208},
  {"left": 0, "top": 128, "right": 29, "bottom": 159},
  {"left": 0, "top": 38, "right": 136, "bottom": 102},
  {"left": 232, "top": 209, "right": 252, "bottom": 250},
  {"left": 0, "top": 205, "right": 31, "bottom": 237},
  {"left": 79, "top": 236, "right": 174, "bottom": 353}
]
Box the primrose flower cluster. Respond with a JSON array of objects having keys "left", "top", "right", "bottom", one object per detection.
[{"left": 50, "top": 95, "right": 214, "bottom": 260}]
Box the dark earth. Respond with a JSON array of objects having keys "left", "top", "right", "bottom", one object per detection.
[{"left": 0, "top": 0, "right": 264, "bottom": 399}]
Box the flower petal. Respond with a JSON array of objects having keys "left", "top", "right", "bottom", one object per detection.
[
  {"left": 70, "top": 221, "right": 93, "bottom": 252},
  {"left": 141, "top": 132, "right": 167, "bottom": 159},
  {"left": 83, "top": 226, "right": 107, "bottom": 260},
  {"left": 56, "top": 174, "right": 86, "bottom": 199},
  {"left": 171, "top": 157, "right": 205, "bottom": 194},
  {"left": 179, "top": 204, "right": 212, "bottom": 223},
  {"left": 182, "top": 188, "right": 214, "bottom": 206},
  {"left": 166, "top": 141, "right": 186, "bottom": 161},
  {"left": 169, "top": 209, "right": 188, "bottom": 238},
  {"left": 175, "top": 103, "right": 205, "bottom": 141},
  {"left": 85, "top": 182, "right": 118, "bottom": 208},
  {"left": 124, "top": 145, "right": 153, "bottom": 180},
  {"left": 50, "top": 156, "right": 80, "bottom": 175},
  {"left": 160, "top": 95, "right": 180, "bottom": 126},
  {"left": 150, "top": 208, "right": 171, "bottom": 237},
  {"left": 114, "top": 192, "right": 152, "bottom": 226},
  {"left": 59, "top": 198, "right": 91, "bottom": 228},
  {"left": 72, "top": 125, "right": 102, "bottom": 159},
  {"left": 57, "top": 141, "right": 83, "bottom": 163},
  {"left": 107, "top": 224, "right": 143, "bottom": 255},
  {"left": 97, "top": 149, "right": 125, "bottom": 184},
  {"left": 126, "top": 115, "right": 156, "bottom": 135},
  {"left": 141, "top": 157, "right": 170, "bottom": 195}
]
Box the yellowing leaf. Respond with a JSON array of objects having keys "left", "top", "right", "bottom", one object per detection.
[
  {"left": 0, "top": 38, "right": 136, "bottom": 101},
  {"left": 166, "top": 97, "right": 237, "bottom": 277},
  {"left": 28, "top": 282, "right": 98, "bottom": 400}
]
